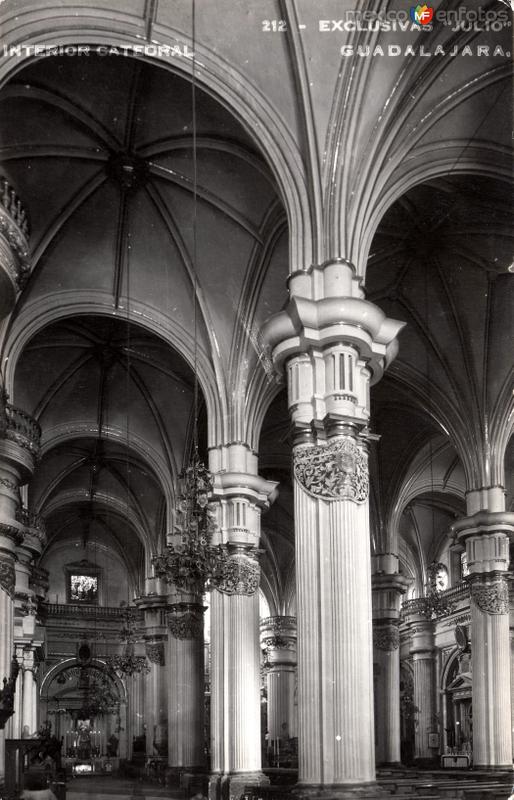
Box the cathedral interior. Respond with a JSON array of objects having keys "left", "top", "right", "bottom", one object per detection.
[{"left": 0, "top": 1, "right": 512, "bottom": 799}]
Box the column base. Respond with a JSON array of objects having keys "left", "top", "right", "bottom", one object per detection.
[
  {"left": 209, "top": 771, "right": 270, "bottom": 800},
  {"left": 293, "top": 782, "right": 390, "bottom": 800}
]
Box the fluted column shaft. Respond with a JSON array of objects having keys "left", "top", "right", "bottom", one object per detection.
[
  {"left": 137, "top": 589, "right": 168, "bottom": 758},
  {"left": 212, "top": 589, "right": 261, "bottom": 773},
  {"left": 373, "top": 636, "right": 400, "bottom": 764},
  {"left": 372, "top": 564, "right": 410, "bottom": 766},
  {"left": 167, "top": 599, "right": 205, "bottom": 770},
  {"left": 452, "top": 507, "right": 513, "bottom": 768},
  {"left": 409, "top": 618, "right": 436, "bottom": 762},
  {"left": 127, "top": 672, "right": 145, "bottom": 759},
  {"left": 22, "top": 654, "right": 35, "bottom": 733},
  {"left": 261, "top": 616, "right": 297, "bottom": 742},
  {"left": 144, "top": 646, "right": 167, "bottom": 757},
  {"left": 294, "top": 449, "right": 375, "bottom": 785}
]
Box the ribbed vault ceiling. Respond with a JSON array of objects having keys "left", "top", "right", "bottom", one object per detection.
[{"left": 0, "top": 44, "right": 511, "bottom": 608}]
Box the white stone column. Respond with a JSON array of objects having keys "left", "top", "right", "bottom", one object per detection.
[
  {"left": 167, "top": 599, "right": 206, "bottom": 773},
  {"left": 137, "top": 589, "right": 168, "bottom": 758},
  {"left": 144, "top": 638, "right": 167, "bottom": 757},
  {"left": 260, "top": 616, "right": 297, "bottom": 743},
  {"left": 408, "top": 616, "right": 436, "bottom": 764},
  {"left": 21, "top": 649, "right": 36, "bottom": 733},
  {"left": 208, "top": 447, "right": 276, "bottom": 800},
  {"left": 126, "top": 670, "right": 145, "bottom": 759},
  {"left": 372, "top": 560, "right": 410, "bottom": 766},
  {"left": 452, "top": 508, "right": 513, "bottom": 768},
  {"left": 263, "top": 260, "right": 404, "bottom": 797}
]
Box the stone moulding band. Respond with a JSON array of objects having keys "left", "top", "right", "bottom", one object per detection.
[{"left": 294, "top": 437, "right": 369, "bottom": 502}]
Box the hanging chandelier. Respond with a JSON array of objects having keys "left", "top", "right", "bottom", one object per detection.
[
  {"left": 152, "top": 450, "right": 227, "bottom": 595},
  {"left": 106, "top": 607, "right": 150, "bottom": 676}
]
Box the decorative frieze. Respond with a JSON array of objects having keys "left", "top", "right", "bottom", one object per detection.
[
  {"left": 471, "top": 579, "right": 509, "bottom": 615},
  {"left": 0, "top": 557, "right": 15, "bottom": 598},
  {"left": 373, "top": 625, "right": 400, "bottom": 651},
  {"left": 145, "top": 641, "right": 165, "bottom": 665},
  {"left": 168, "top": 603, "right": 204, "bottom": 640},
  {"left": 262, "top": 635, "right": 296, "bottom": 652},
  {"left": 217, "top": 550, "right": 260, "bottom": 596},
  {"left": 294, "top": 437, "right": 368, "bottom": 503}
]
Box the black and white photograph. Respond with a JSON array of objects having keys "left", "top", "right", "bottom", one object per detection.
[{"left": 0, "top": 1, "right": 512, "bottom": 799}]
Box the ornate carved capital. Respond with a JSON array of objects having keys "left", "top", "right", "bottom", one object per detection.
[
  {"left": 168, "top": 603, "right": 204, "bottom": 640},
  {"left": 262, "top": 635, "right": 296, "bottom": 652},
  {"left": 373, "top": 625, "right": 400, "bottom": 651},
  {"left": 471, "top": 578, "right": 509, "bottom": 615},
  {"left": 0, "top": 557, "right": 15, "bottom": 599},
  {"left": 216, "top": 549, "right": 260, "bottom": 596},
  {"left": 294, "top": 437, "right": 368, "bottom": 502},
  {"left": 260, "top": 615, "right": 297, "bottom": 634},
  {"left": 145, "top": 641, "right": 165, "bottom": 665}
]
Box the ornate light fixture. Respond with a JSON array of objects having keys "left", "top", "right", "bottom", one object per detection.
[
  {"left": 150, "top": 12, "right": 252, "bottom": 598},
  {"left": 152, "top": 451, "right": 227, "bottom": 595},
  {"left": 106, "top": 606, "right": 150, "bottom": 676}
]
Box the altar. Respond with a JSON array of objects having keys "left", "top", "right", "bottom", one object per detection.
[{"left": 63, "top": 756, "right": 119, "bottom": 776}]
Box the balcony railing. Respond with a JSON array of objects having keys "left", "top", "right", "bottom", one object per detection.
[
  {"left": 3, "top": 403, "right": 41, "bottom": 456},
  {"left": 43, "top": 603, "right": 144, "bottom": 621},
  {"left": 402, "top": 582, "right": 470, "bottom": 619}
]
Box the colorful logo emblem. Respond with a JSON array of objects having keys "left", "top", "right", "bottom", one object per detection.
[{"left": 410, "top": 4, "right": 434, "bottom": 24}]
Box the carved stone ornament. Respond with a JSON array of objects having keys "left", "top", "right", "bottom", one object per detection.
[
  {"left": 294, "top": 437, "right": 368, "bottom": 503},
  {"left": 145, "top": 641, "right": 165, "bottom": 665},
  {"left": 373, "top": 626, "right": 400, "bottom": 651},
  {"left": 263, "top": 635, "right": 296, "bottom": 652},
  {"left": 217, "top": 552, "right": 260, "bottom": 596},
  {"left": 471, "top": 580, "right": 509, "bottom": 615},
  {"left": 0, "top": 558, "right": 15, "bottom": 599},
  {"left": 261, "top": 615, "right": 296, "bottom": 633},
  {"left": 168, "top": 610, "right": 204, "bottom": 640}
]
